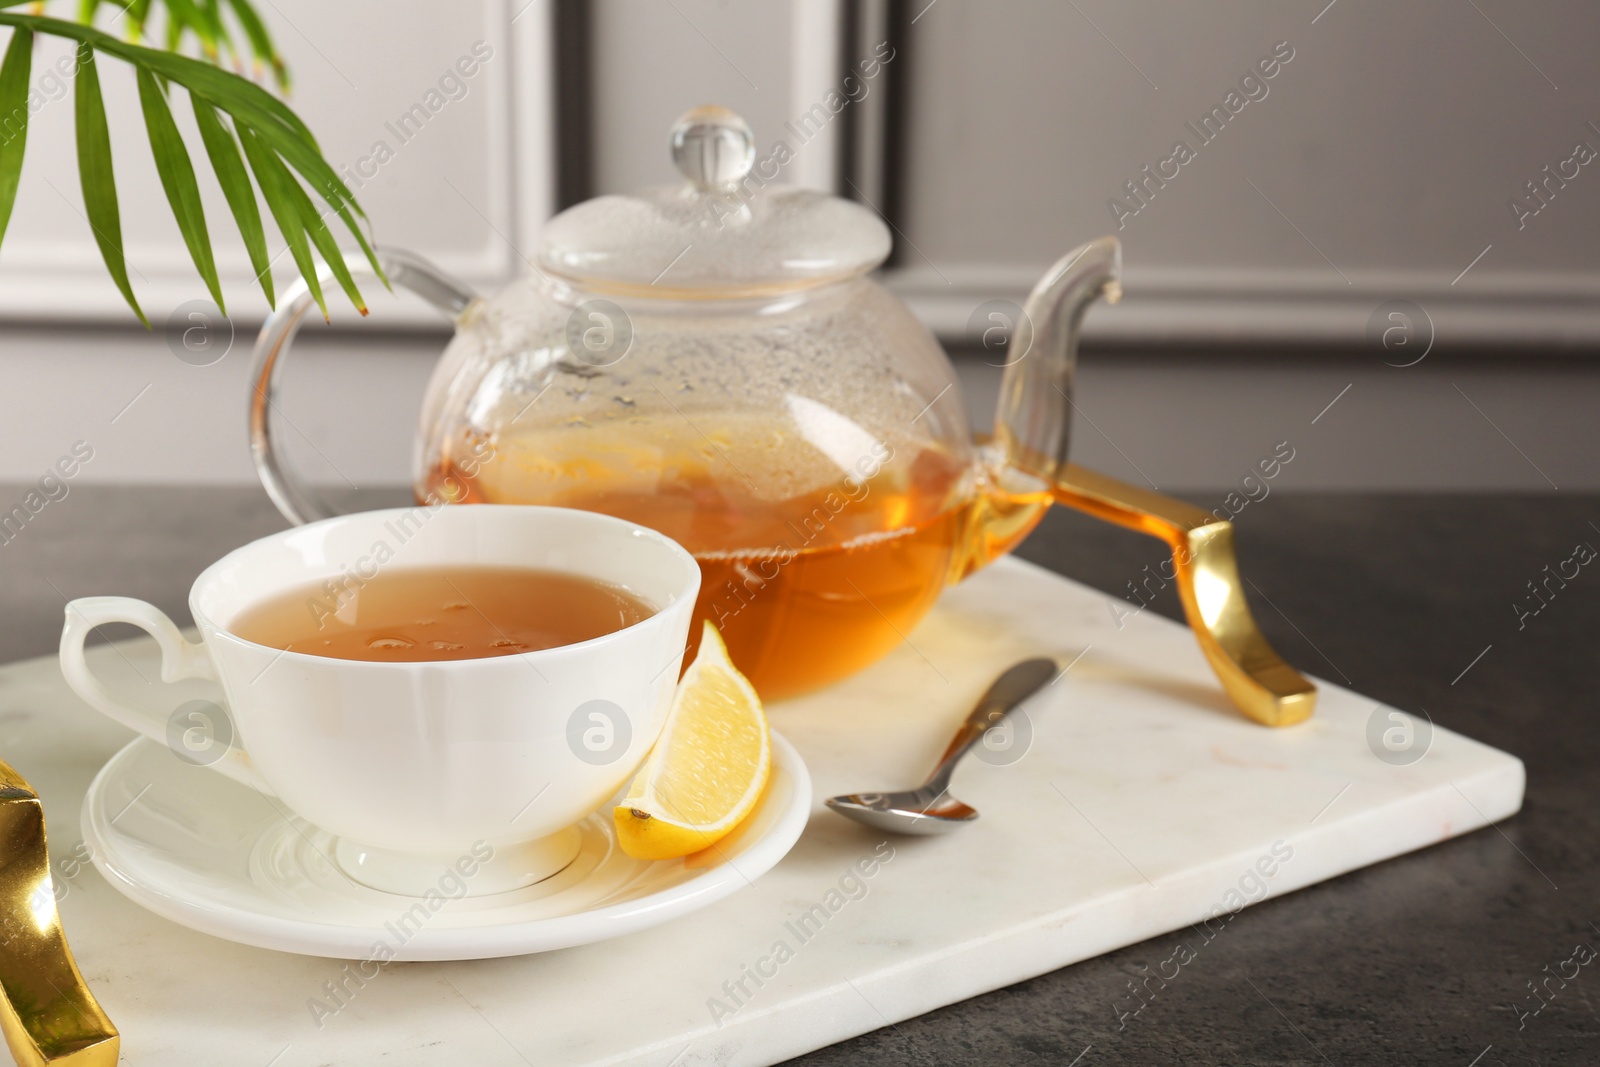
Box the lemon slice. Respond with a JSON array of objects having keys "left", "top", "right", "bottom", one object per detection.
[{"left": 615, "top": 622, "right": 771, "bottom": 860}]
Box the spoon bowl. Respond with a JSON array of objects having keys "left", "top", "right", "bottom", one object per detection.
[
  {"left": 825, "top": 658, "right": 1057, "bottom": 835},
  {"left": 824, "top": 790, "right": 979, "bottom": 836}
]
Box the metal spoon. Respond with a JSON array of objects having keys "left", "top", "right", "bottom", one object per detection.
[{"left": 825, "top": 657, "right": 1058, "bottom": 835}]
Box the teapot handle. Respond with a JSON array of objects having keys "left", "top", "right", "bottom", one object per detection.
[
  {"left": 1051, "top": 466, "right": 1317, "bottom": 727},
  {"left": 996, "top": 237, "right": 1316, "bottom": 728},
  {"left": 248, "top": 247, "right": 479, "bottom": 526}
]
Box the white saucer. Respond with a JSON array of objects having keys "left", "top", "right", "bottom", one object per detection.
[{"left": 82, "top": 734, "right": 811, "bottom": 961}]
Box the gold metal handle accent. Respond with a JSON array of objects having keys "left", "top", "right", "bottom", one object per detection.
[
  {"left": 0, "top": 760, "right": 119, "bottom": 1066},
  {"left": 1054, "top": 464, "right": 1316, "bottom": 727}
]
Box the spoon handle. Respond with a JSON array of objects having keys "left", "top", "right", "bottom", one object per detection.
[{"left": 924, "top": 658, "right": 1058, "bottom": 792}]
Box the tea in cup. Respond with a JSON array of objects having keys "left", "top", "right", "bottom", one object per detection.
[{"left": 59, "top": 504, "right": 700, "bottom": 895}]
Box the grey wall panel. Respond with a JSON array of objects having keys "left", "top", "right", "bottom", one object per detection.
[
  {"left": 893, "top": 0, "right": 1600, "bottom": 345},
  {"left": 589, "top": 0, "right": 801, "bottom": 193}
]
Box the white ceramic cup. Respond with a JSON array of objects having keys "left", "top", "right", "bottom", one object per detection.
[{"left": 59, "top": 504, "right": 700, "bottom": 895}]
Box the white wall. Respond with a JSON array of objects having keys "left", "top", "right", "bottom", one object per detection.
[
  {"left": 0, "top": 0, "right": 547, "bottom": 323},
  {"left": 1, "top": 0, "right": 1596, "bottom": 493},
  {"left": 0, "top": 0, "right": 546, "bottom": 487}
]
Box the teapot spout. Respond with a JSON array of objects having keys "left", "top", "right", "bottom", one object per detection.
[
  {"left": 982, "top": 237, "right": 1318, "bottom": 727},
  {"left": 993, "top": 236, "right": 1121, "bottom": 483}
]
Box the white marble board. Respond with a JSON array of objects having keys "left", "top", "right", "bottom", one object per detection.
[{"left": 0, "top": 557, "right": 1523, "bottom": 1066}]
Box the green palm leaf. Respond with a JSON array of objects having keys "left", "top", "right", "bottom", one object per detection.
[
  {"left": 121, "top": 0, "right": 152, "bottom": 42},
  {"left": 221, "top": 0, "right": 286, "bottom": 91},
  {"left": 197, "top": 0, "right": 237, "bottom": 66},
  {"left": 138, "top": 66, "right": 224, "bottom": 311},
  {"left": 39, "top": 19, "right": 375, "bottom": 274},
  {"left": 164, "top": 0, "right": 216, "bottom": 58},
  {"left": 0, "top": 7, "right": 376, "bottom": 320},
  {"left": 74, "top": 43, "right": 146, "bottom": 325},
  {"left": 16, "top": 19, "right": 320, "bottom": 150},
  {"left": 238, "top": 122, "right": 326, "bottom": 320},
  {"left": 191, "top": 97, "right": 272, "bottom": 306},
  {"left": 276, "top": 158, "right": 365, "bottom": 314},
  {"left": 0, "top": 28, "right": 31, "bottom": 249}
]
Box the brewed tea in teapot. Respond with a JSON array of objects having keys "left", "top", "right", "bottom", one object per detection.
[{"left": 251, "top": 106, "right": 1316, "bottom": 725}]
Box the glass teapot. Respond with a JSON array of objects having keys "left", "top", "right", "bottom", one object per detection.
[{"left": 250, "top": 106, "right": 1314, "bottom": 726}]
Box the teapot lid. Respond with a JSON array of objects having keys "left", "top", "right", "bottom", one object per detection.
[{"left": 536, "top": 106, "right": 891, "bottom": 297}]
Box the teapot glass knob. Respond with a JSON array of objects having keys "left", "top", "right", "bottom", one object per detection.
[{"left": 671, "top": 105, "right": 755, "bottom": 191}]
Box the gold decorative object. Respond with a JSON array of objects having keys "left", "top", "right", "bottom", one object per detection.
[
  {"left": 1053, "top": 464, "right": 1316, "bottom": 727},
  {"left": 0, "top": 760, "right": 118, "bottom": 1066}
]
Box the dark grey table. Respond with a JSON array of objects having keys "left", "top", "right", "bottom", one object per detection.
[{"left": 1, "top": 486, "right": 1590, "bottom": 1066}]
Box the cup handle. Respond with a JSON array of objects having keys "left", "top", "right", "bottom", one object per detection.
[
  {"left": 59, "top": 597, "right": 271, "bottom": 792},
  {"left": 249, "top": 247, "right": 480, "bottom": 526},
  {"left": 1052, "top": 466, "right": 1316, "bottom": 727}
]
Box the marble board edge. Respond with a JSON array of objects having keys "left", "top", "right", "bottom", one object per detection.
[{"left": 615, "top": 746, "right": 1526, "bottom": 1067}]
